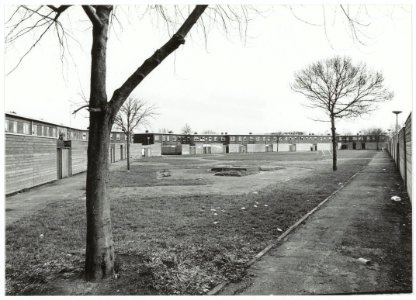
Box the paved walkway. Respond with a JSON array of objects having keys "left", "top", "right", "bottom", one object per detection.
[
  {"left": 5, "top": 161, "right": 127, "bottom": 226},
  {"left": 221, "top": 152, "right": 412, "bottom": 295}
]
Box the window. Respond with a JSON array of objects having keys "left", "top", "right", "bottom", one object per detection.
[
  {"left": 43, "top": 126, "right": 49, "bottom": 136},
  {"left": 23, "top": 123, "right": 30, "bottom": 135},
  {"left": 238, "top": 136, "right": 242, "bottom": 141},
  {"left": 255, "top": 137, "right": 260, "bottom": 141},
  {"left": 208, "top": 137, "right": 212, "bottom": 142},
  {"left": 194, "top": 137, "right": 199, "bottom": 141},
  {"left": 154, "top": 135, "right": 159, "bottom": 141},
  {"left": 162, "top": 135, "right": 166, "bottom": 142},
  {"left": 263, "top": 137, "right": 266, "bottom": 141},
  {"left": 214, "top": 136, "right": 218, "bottom": 141},
  {"left": 220, "top": 137, "right": 226, "bottom": 141},
  {"left": 230, "top": 136, "right": 235, "bottom": 142},
  {"left": 243, "top": 136, "right": 247, "bottom": 141},
  {"left": 116, "top": 133, "right": 120, "bottom": 140},
  {"left": 82, "top": 132, "right": 87, "bottom": 140},
  {"left": 166, "top": 136, "right": 170, "bottom": 142},
  {"left": 172, "top": 136, "right": 176, "bottom": 142},
  {"left": 200, "top": 137, "right": 205, "bottom": 142},
  {"left": 5, "top": 120, "right": 9, "bottom": 132}
]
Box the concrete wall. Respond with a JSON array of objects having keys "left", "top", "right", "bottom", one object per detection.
[
  {"left": 181, "top": 144, "right": 190, "bottom": 155},
  {"left": 195, "top": 143, "right": 204, "bottom": 155},
  {"left": 398, "top": 129, "right": 406, "bottom": 183},
  {"left": 296, "top": 143, "right": 313, "bottom": 151},
  {"left": 210, "top": 143, "right": 225, "bottom": 154},
  {"left": 318, "top": 143, "right": 332, "bottom": 151},
  {"left": 405, "top": 115, "right": 412, "bottom": 200},
  {"left": 228, "top": 144, "right": 240, "bottom": 153},
  {"left": 387, "top": 113, "right": 412, "bottom": 202},
  {"left": 247, "top": 144, "right": 266, "bottom": 153},
  {"left": 142, "top": 143, "right": 162, "bottom": 157},
  {"left": 6, "top": 134, "right": 58, "bottom": 195},
  {"left": 130, "top": 143, "right": 143, "bottom": 160},
  {"left": 277, "top": 143, "right": 290, "bottom": 152},
  {"left": 272, "top": 143, "right": 278, "bottom": 152},
  {"left": 71, "top": 140, "right": 88, "bottom": 175}
]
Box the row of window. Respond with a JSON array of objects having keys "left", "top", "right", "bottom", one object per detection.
[
  {"left": 154, "top": 134, "right": 335, "bottom": 143},
  {"left": 5, "top": 118, "right": 127, "bottom": 142},
  {"left": 5, "top": 119, "right": 89, "bottom": 140}
]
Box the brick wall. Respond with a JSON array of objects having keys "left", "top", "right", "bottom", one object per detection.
[{"left": 6, "top": 134, "right": 57, "bottom": 195}]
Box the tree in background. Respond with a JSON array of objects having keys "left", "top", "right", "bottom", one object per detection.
[
  {"left": 181, "top": 123, "right": 192, "bottom": 135},
  {"left": 292, "top": 56, "right": 393, "bottom": 171},
  {"left": 114, "top": 98, "right": 157, "bottom": 170},
  {"left": 362, "top": 127, "right": 386, "bottom": 150},
  {"left": 201, "top": 129, "right": 218, "bottom": 134}
]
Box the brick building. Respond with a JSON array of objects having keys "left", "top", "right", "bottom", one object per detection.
[{"left": 5, "top": 112, "right": 128, "bottom": 195}]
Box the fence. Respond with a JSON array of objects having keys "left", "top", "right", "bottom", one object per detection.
[{"left": 386, "top": 113, "right": 412, "bottom": 201}]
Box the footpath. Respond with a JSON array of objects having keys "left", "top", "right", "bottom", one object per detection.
[
  {"left": 5, "top": 161, "right": 127, "bottom": 226},
  {"left": 220, "top": 151, "right": 412, "bottom": 295}
]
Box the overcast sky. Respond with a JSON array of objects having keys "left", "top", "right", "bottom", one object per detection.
[{"left": 3, "top": 3, "right": 413, "bottom": 135}]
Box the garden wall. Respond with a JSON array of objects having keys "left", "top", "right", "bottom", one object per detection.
[
  {"left": 387, "top": 113, "right": 412, "bottom": 201},
  {"left": 5, "top": 134, "right": 57, "bottom": 195}
]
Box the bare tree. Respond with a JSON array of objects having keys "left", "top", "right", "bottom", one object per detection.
[
  {"left": 362, "top": 127, "right": 386, "bottom": 150},
  {"left": 181, "top": 123, "right": 192, "bottom": 135},
  {"left": 292, "top": 56, "right": 393, "bottom": 171},
  {"left": 114, "top": 98, "right": 157, "bottom": 170},
  {"left": 202, "top": 129, "right": 218, "bottom": 134}
]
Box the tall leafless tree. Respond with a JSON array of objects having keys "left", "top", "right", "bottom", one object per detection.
[
  {"left": 181, "top": 123, "right": 192, "bottom": 135},
  {"left": 114, "top": 98, "right": 157, "bottom": 170},
  {"left": 292, "top": 56, "right": 393, "bottom": 171}
]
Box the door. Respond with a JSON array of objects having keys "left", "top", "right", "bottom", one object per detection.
[{"left": 361, "top": 143, "right": 366, "bottom": 150}]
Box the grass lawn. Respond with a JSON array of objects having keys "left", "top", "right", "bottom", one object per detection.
[{"left": 6, "top": 150, "right": 377, "bottom": 295}]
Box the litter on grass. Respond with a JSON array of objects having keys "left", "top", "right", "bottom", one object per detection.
[
  {"left": 391, "top": 196, "right": 402, "bottom": 202},
  {"left": 357, "top": 257, "right": 372, "bottom": 265}
]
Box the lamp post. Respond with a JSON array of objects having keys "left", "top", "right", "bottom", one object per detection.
[{"left": 392, "top": 111, "right": 402, "bottom": 133}]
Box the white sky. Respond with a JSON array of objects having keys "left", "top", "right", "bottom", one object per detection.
[{"left": 3, "top": 3, "right": 413, "bottom": 135}]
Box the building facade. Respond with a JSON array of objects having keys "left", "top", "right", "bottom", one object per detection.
[
  {"left": 5, "top": 113, "right": 128, "bottom": 195},
  {"left": 134, "top": 132, "right": 388, "bottom": 156}
]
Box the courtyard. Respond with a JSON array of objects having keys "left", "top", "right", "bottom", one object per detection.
[{"left": 5, "top": 150, "right": 411, "bottom": 295}]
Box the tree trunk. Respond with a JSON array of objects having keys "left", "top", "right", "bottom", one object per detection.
[
  {"left": 85, "top": 6, "right": 114, "bottom": 281},
  {"left": 331, "top": 115, "right": 338, "bottom": 171},
  {"left": 85, "top": 114, "right": 114, "bottom": 280},
  {"left": 126, "top": 132, "right": 130, "bottom": 170}
]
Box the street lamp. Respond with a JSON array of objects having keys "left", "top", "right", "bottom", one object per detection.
[
  {"left": 392, "top": 111, "right": 402, "bottom": 133},
  {"left": 147, "top": 136, "right": 150, "bottom": 145}
]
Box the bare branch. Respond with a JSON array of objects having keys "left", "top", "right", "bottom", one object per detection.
[
  {"left": 108, "top": 5, "right": 208, "bottom": 120},
  {"left": 82, "top": 5, "right": 103, "bottom": 27}
]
